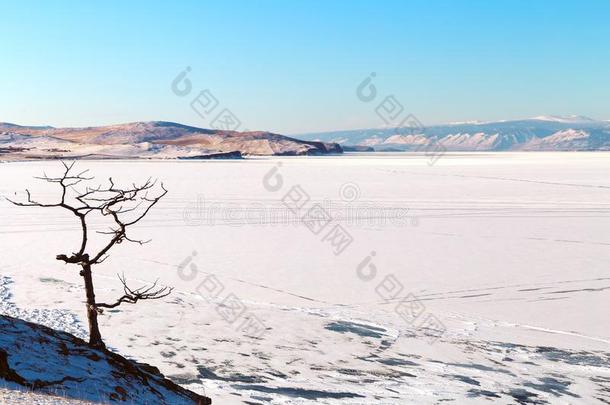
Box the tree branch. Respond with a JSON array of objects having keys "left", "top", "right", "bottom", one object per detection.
[
  {"left": 95, "top": 274, "right": 173, "bottom": 309},
  {"left": 6, "top": 161, "right": 168, "bottom": 266}
]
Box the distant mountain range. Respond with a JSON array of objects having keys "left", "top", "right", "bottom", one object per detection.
[
  {"left": 2, "top": 116, "right": 609, "bottom": 161},
  {"left": 0, "top": 121, "right": 341, "bottom": 160},
  {"left": 297, "top": 115, "right": 610, "bottom": 151}
]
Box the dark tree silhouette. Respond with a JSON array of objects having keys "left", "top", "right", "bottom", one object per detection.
[{"left": 7, "top": 162, "right": 171, "bottom": 349}]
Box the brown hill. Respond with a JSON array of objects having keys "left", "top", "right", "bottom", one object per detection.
[{"left": 0, "top": 121, "right": 342, "bottom": 159}]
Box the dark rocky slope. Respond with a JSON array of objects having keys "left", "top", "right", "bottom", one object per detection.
[{"left": 0, "top": 314, "right": 211, "bottom": 404}]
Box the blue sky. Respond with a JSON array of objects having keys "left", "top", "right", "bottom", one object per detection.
[{"left": 1, "top": 0, "right": 609, "bottom": 134}]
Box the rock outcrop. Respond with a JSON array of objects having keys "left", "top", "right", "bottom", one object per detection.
[{"left": 0, "top": 314, "right": 211, "bottom": 404}]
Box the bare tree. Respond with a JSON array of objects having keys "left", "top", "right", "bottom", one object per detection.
[{"left": 7, "top": 162, "right": 171, "bottom": 349}]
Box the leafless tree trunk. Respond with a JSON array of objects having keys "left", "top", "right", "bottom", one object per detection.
[
  {"left": 80, "top": 261, "right": 103, "bottom": 348},
  {"left": 7, "top": 162, "right": 171, "bottom": 349}
]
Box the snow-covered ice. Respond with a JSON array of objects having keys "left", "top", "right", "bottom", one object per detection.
[{"left": 0, "top": 152, "right": 609, "bottom": 404}]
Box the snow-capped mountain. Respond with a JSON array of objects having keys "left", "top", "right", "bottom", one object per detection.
[
  {"left": 298, "top": 116, "right": 610, "bottom": 151},
  {"left": 530, "top": 115, "right": 598, "bottom": 123}
]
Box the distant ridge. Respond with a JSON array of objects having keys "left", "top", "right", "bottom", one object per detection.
[
  {"left": 530, "top": 115, "right": 598, "bottom": 123},
  {"left": 0, "top": 121, "right": 342, "bottom": 160},
  {"left": 297, "top": 116, "right": 610, "bottom": 151}
]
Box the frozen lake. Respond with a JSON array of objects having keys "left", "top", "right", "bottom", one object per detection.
[{"left": 1, "top": 152, "right": 609, "bottom": 404}]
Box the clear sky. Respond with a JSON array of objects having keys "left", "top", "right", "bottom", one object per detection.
[{"left": 2, "top": 0, "right": 609, "bottom": 134}]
